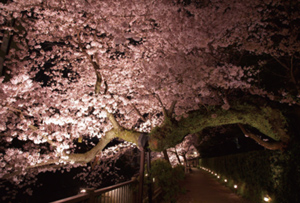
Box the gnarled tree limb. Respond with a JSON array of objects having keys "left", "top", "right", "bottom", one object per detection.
[{"left": 237, "top": 123, "right": 285, "bottom": 151}]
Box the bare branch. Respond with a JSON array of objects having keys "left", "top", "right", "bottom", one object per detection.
[
  {"left": 2, "top": 169, "right": 22, "bottom": 179},
  {"left": 167, "top": 101, "right": 177, "bottom": 117},
  {"left": 103, "top": 81, "right": 108, "bottom": 95},
  {"left": 94, "top": 71, "right": 102, "bottom": 94},
  {"left": 197, "top": 102, "right": 209, "bottom": 112},
  {"left": 154, "top": 93, "right": 168, "bottom": 117},
  {"left": 156, "top": 94, "right": 167, "bottom": 113},
  {"left": 168, "top": 150, "right": 176, "bottom": 154},
  {"left": 132, "top": 104, "right": 146, "bottom": 122},
  {"left": 5, "top": 106, "right": 27, "bottom": 119},
  {"left": 265, "top": 67, "right": 289, "bottom": 78},
  {"left": 271, "top": 55, "right": 290, "bottom": 70},
  {"left": 91, "top": 154, "right": 101, "bottom": 170},
  {"left": 76, "top": 31, "right": 108, "bottom": 95},
  {"left": 290, "top": 56, "right": 298, "bottom": 86}
]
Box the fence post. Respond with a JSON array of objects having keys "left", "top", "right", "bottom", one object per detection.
[
  {"left": 131, "top": 177, "right": 138, "bottom": 203},
  {"left": 147, "top": 150, "right": 152, "bottom": 203},
  {"left": 138, "top": 133, "right": 148, "bottom": 203},
  {"left": 138, "top": 148, "right": 145, "bottom": 203},
  {"left": 86, "top": 188, "right": 95, "bottom": 203}
]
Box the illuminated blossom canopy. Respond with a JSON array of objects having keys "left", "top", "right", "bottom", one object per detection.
[
  {"left": 167, "top": 134, "right": 199, "bottom": 166},
  {"left": 0, "top": 0, "right": 299, "bottom": 193}
]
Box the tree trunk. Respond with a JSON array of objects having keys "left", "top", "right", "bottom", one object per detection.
[
  {"left": 182, "top": 154, "right": 189, "bottom": 173},
  {"left": 162, "top": 149, "right": 170, "bottom": 164},
  {"left": 174, "top": 147, "right": 182, "bottom": 165}
]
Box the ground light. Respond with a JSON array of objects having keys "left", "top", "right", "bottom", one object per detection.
[
  {"left": 80, "top": 189, "right": 86, "bottom": 193},
  {"left": 200, "top": 167, "right": 254, "bottom": 200},
  {"left": 263, "top": 195, "right": 271, "bottom": 202}
]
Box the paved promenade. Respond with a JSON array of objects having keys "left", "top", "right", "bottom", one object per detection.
[{"left": 177, "top": 168, "right": 252, "bottom": 203}]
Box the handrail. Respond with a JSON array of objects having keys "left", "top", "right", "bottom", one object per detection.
[
  {"left": 51, "top": 178, "right": 137, "bottom": 203},
  {"left": 51, "top": 193, "right": 89, "bottom": 203},
  {"left": 51, "top": 177, "right": 164, "bottom": 203},
  {"left": 94, "top": 178, "right": 136, "bottom": 196}
]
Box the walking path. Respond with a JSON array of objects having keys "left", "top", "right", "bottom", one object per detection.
[{"left": 177, "top": 168, "right": 252, "bottom": 203}]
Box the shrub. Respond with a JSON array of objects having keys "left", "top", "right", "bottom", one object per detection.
[{"left": 149, "top": 159, "right": 185, "bottom": 202}]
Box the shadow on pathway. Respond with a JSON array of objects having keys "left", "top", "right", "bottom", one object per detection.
[{"left": 177, "top": 168, "right": 252, "bottom": 203}]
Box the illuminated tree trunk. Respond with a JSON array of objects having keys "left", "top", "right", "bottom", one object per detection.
[{"left": 174, "top": 148, "right": 182, "bottom": 165}]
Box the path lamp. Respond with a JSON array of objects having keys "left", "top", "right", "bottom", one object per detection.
[{"left": 263, "top": 195, "right": 271, "bottom": 202}]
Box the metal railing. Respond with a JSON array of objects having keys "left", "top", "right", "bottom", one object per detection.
[{"left": 51, "top": 178, "right": 138, "bottom": 203}]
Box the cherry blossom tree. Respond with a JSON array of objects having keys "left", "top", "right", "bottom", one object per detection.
[
  {"left": 167, "top": 134, "right": 199, "bottom": 166},
  {"left": 0, "top": 0, "right": 299, "bottom": 198}
]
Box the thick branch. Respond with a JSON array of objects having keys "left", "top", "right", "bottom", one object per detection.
[
  {"left": 148, "top": 103, "right": 289, "bottom": 151},
  {"left": 61, "top": 112, "right": 140, "bottom": 164},
  {"left": 106, "top": 111, "right": 122, "bottom": 130},
  {"left": 4, "top": 103, "right": 289, "bottom": 178},
  {"left": 237, "top": 124, "right": 285, "bottom": 151},
  {"left": 66, "top": 130, "right": 116, "bottom": 163},
  {"left": 66, "top": 127, "right": 141, "bottom": 163},
  {"left": 3, "top": 118, "right": 142, "bottom": 179}
]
